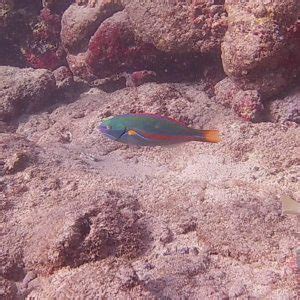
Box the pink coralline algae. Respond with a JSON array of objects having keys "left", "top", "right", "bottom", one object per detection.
[
  {"left": 214, "top": 77, "right": 263, "bottom": 122},
  {"left": 86, "top": 12, "right": 159, "bottom": 78},
  {"left": 233, "top": 90, "right": 263, "bottom": 122},
  {"left": 22, "top": 8, "right": 65, "bottom": 70}
]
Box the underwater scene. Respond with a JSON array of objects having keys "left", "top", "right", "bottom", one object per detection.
[{"left": 0, "top": 0, "right": 299, "bottom": 298}]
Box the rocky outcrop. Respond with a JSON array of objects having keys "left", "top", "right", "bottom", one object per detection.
[
  {"left": 61, "top": 0, "right": 123, "bottom": 54},
  {"left": 214, "top": 77, "right": 263, "bottom": 122},
  {"left": 123, "top": 0, "right": 227, "bottom": 53},
  {"left": 222, "top": 0, "right": 300, "bottom": 97},
  {"left": 267, "top": 88, "right": 300, "bottom": 123},
  {"left": 0, "top": 0, "right": 66, "bottom": 69},
  {"left": 0, "top": 66, "right": 56, "bottom": 121}
]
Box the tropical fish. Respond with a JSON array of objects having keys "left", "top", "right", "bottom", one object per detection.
[
  {"left": 281, "top": 196, "right": 300, "bottom": 215},
  {"left": 99, "top": 113, "right": 221, "bottom": 146}
]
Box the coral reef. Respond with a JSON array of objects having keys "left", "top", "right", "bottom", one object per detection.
[
  {"left": 61, "top": 0, "right": 123, "bottom": 53},
  {"left": 42, "top": 0, "right": 73, "bottom": 14},
  {"left": 0, "top": 2, "right": 299, "bottom": 297},
  {"left": 85, "top": 11, "right": 157, "bottom": 78},
  {"left": 1, "top": 83, "right": 299, "bottom": 298},
  {"left": 267, "top": 88, "right": 300, "bottom": 124},
  {"left": 62, "top": 4, "right": 204, "bottom": 84}
]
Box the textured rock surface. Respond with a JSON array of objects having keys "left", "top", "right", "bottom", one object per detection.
[
  {"left": 0, "top": 66, "right": 56, "bottom": 121},
  {"left": 123, "top": 0, "right": 227, "bottom": 53},
  {"left": 22, "top": 7, "right": 65, "bottom": 70},
  {"left": 61, "top": 1, "right": 224, "bottom": 84},
  {"left": 53, "top": 66, "right": 74, "bottom": 89},
  {"left": 0, "top": 0, "right": 66, "bottom": 69},
  {"left": 61, "top": 0, "right": 123, "bottom": 54},
  {"left": 214, "top": 77, "right": 263, "bottom": 121},
  {"left": 42, "top": 0, "right": 73, "bottom": 13},
  {"left": 1, "top": 83, "right": 299, "bottom": 298},
  {"left": 222, "top": 0, "right": 300, "bottom": 97},
  {"left": 267, "top": 88, "right": 300, "bottom": 123}
]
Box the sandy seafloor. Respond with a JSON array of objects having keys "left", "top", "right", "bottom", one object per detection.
[{"left": 1, "top": 82, "right": 299, "bottom": 298}]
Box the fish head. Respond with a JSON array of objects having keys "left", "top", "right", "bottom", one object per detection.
[{"left": 99, "top": 117, "right": 126, "bottom": 141}]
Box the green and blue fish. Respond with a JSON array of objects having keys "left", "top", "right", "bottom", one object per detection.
[{"left": 99, "top": 113, "right": 221, "bottom": 146}]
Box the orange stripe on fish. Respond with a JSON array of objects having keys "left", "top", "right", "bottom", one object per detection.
[
  {"left": 140, "top": 130, "right": 220, "bottom": 143},
  {"left": 139, "top": 131, "right": 198, "bottom": 141}
]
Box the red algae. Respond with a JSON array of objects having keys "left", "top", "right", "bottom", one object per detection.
[
  {"left": 22, "top": 8, "right": 65, "bottom": 70},
  {"left": 86, "top": 13, "right": 159, "bottom": 78}
]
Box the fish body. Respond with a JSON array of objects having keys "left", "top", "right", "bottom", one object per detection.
[
  {"left": 99, "top": 113, "right": 221, "bottom": 146},
  {"left": 100, "top": 113, "right": 220, "bottom": 146}
]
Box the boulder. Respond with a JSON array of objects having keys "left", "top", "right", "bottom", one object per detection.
[
  {"left": 222, "top": 0, "right": 300, "bottom": 97},
  {"left": 123, "top": 0, "right": 227, "bottom": 53},
  {"left": 0, "top": 66, "right": 56, "bottom": 121}
]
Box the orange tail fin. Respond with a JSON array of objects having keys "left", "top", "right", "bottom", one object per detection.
[{"left": 197, "top": 130, "right": 221, "bottom": 143}]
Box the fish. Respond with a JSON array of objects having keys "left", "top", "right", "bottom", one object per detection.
[
  {"left": 99, "top": 113, "right": 221, "bottom": 146},
  {"left": 281, "top": 196, "right": 300, "bottom": 215}
]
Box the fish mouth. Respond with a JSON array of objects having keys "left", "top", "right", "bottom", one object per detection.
[
  {"left": 117, "top": 129, "right": 127, "bottom": 140},
  {"left": 99, "top": 124, "right": 127, "bottom": 141}
]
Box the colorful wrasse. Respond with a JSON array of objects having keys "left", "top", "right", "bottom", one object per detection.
[{"left": 99, "top": 113, "right": 221, "bottom": 146}]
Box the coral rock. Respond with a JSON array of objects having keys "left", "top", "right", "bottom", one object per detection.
[
  {"left": 22, "top": 8, "right": 65, "bottom": 70},
  {"left": 61, "top": 1, "right": 123, "bottom": 53},
  {"left": 64, "top": 9, "right": 161, "bottom": 81},
  {"left": 86, "top": 11, "right": 158, "bottom": 78},
  {"left": 214, "top": 77, "right": 263, "bottom": 122},
  {"left": 42, "top": 0, "right": 73, "bottom": 14},
  {"left": 123, "top": 0, "right": 227, "bottom": 53},
  {"left": 233, "top": 90, "right": 263, "bottom": 122},
  {"left": 222, "top": 0, "right": 300, "bottom": 97},
  {"left": 0, "top": 66, "right": 56, "bottom": 121},
  {"left": 53, "top": 66, "right": 74, "bottom": 89},
  {"left": 267, "top": 88, "right": 300, "bottom": 123}
]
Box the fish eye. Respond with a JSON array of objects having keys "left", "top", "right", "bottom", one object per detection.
[
  {"left": 102, "top": 124, "right": 111, "bottom": 130},
  {"left": 100, "top": 123, "right": 111, "bottom": 130}
]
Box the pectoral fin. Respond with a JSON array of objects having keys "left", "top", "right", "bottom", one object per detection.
[{"left": 127, "top": 130, "right": 138, "bottom": 136}]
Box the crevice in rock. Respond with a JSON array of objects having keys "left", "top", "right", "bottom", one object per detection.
[{"left": 213, "top": 0, "right": 225, "bottom": 5}]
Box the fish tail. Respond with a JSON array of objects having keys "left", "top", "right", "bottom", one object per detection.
[{"left": 195, "top": 130, "right": 221, "bottom": 143}]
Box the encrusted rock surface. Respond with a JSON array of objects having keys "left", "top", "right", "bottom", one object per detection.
[
  {"left": 0, "top": 66, "right": 56, "bottom": 121},
  {"left": 123, "top": 0, "right": 227, "bottom": 53},
  {"left": 214, "top": 77, "right": 263, "bottom": 122},
  {"left": 61, "top": 0, "right": 123, "bottom": 54},
  {"left": 0, "top": 0, "right": 66, "bottom": 69},
  {"left": 62, "top": 3, "right": 211, "bottom": 84},
  {"left": 222, "top": 0, "right": 300, "bottom": 97},
  {"left": 1, "top": 83, "right": 299, "bottom": 298},
  {"left": 267, "top": 88, "right": 300, "bottom": 124},
  {"left": 0, "top": 2, "right": 299, "bottom": 297},
  {"left": 53, "top": 66, "right": 74, "bottom": 89}
]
